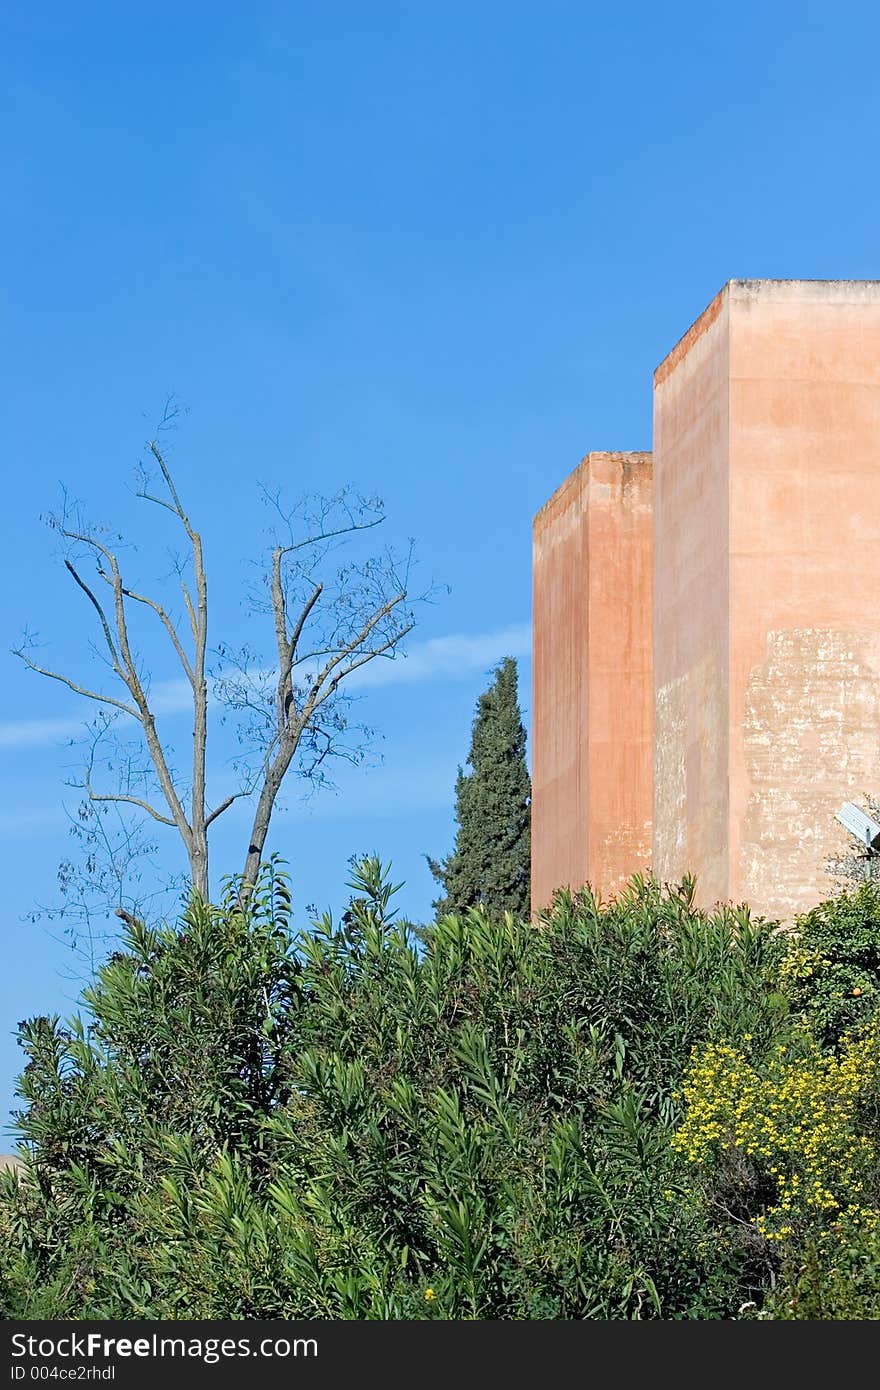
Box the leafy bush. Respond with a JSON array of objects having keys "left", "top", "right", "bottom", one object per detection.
[
  {"left": 674, "top": 882, "right": 880, "bottom": 1318},
  {"left": 0, "top": 864, "right": 787, "bottom": 1320},
  {"left": 763, "top": 1219, "right": 880, "bottom": 1319},
  {"left": 674, "top": 1026, "right": 880, "bottom": 1244},
  {"left": 773, "top": 883, "right": 880, "bottom": 1048}
]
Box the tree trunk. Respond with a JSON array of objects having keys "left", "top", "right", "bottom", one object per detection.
[
  {"left": 241, "top": 753, "right": 291, "bottom": 893},
  {"left": 190, "top": 828, "right": 209, "bottom": 899}
]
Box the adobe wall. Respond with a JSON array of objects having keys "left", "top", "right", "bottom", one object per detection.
[
  {"left": 653, "top": 288, "right": 730, "bottom": 903},
  {"left": 586, "top": 453, "right": 654, "bottom": 897},
  {"left": 533, "top": 280, "right": 880, "bottom": 923},
  {"left": 531, "top": 452, "right": 652, "bottom": 910},
  {"left": 654, "top": 279, "right": 880, "bottom": 919},
  {"left": 727, "top": 280, "right": 880, "bottom": 918},
  {"left": 531, "top": 463, "right": 590, "bottom": 909}
]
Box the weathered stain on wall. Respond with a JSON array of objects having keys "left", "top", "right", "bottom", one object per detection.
[
  {"left": 653, "top": 673, "right": 687, "bottom": 877},
  {"left": 728, "top": 280, "right": 880, "bottom": 917},
  {"left": 654, "top": 652, "right": 727, "bottom": 894},
  {"left": 531, "top": 452, "right": 652, "bottom": 910},
  {"left": 742, "top": 628, "right": 880, "bottom": 919},
  {"left": 597, "top": 819, "right": 653, "bottom": 891}
]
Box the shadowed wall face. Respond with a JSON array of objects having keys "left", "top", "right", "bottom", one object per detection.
[
  {"left": 654, "top": 280, "right": 880, "bottom": 920},
  {"left": 531, "top": 452, "right": 652, "bottom": 910},
  {"left": 653, "top": 289, "right": 730, "bottom": 903}
]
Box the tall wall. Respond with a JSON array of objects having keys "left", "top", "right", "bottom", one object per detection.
[
  {"left": 653, "top": 288, "right": 730, "bottom": 903},
  {"left": 531, "top": 452, "right": 653, "bottom": 910},
  {"left": 654, "top": 279, "right": 880, "bottom": 919},
  {"left": 531, "top": 463, "right": 590, "bottom": 908}
]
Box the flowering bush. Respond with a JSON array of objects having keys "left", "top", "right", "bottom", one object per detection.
[{"left": 674, "top": 1026, "right": 880, "bottom": 1243}]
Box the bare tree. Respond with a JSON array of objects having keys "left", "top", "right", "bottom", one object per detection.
[{"left": 15, "top": 416, "right": 419, "bottom": 913}]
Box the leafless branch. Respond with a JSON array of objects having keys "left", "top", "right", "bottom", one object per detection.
[
  {"left": 13, "top": 649, "right": 140, "bottom": 719},
  {"left": 85, "top": 790, "right": 177, "bottom": 826},
  {"left": 63, "top": 560, "right": 120, "bottom": 666},
  {"left": 276, "top": 515, "right": 385, "bottom": 555},
  {"left": 306, "top": 593, "right": 409, "bottom": 711},
  {"left": 205, "top": 793, "right": 241, "bottom": 828},
  {"left": 287, "top": 581, "right": 324, "bottom": 661},
  {"left": 113, "top": 579, "right": 195, "bottom": 687},
  {"left": 148, "top": 440, "right": 192, "bottom": 531},
  {"left": 134, "top": 489, "right": 179, "bottom": 519},
  {"left": 313, "top": 623, "right": 415, "bottom": 699}
]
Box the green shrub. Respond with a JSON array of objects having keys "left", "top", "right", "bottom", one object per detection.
[
  {"left": 1, "top": 864, "right": 791, "bottom": 1319},
  {"left": 773, "top": 882, "right": 880, "bottom": 1048},
  {"left": 763, "top": 1219, "right": 880, "bottom": 1319}
]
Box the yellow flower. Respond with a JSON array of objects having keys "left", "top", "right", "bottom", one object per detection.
[
  {"left": 424, "top": 1288, "right": 436, "bottom": 1302},
  {"left": 673, "top": 1022, "right": 880, "bottom": 1239}
]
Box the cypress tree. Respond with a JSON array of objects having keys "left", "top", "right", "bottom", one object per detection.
[{"left": 428, "top": 657, "right": 531, "bottom": 919}]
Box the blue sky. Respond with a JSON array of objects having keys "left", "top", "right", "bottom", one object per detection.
[{"left": 2, "top": 0, "right": 879, "bottom": 1130}]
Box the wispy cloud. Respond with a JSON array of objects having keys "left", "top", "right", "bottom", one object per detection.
[
  {"left": 268, "top": 762, "right": 454, "bottom": 823},
  {"left": 347, "top": 622, "right": 531, "bottom": 689},
  {"left": 148, "top": 678, "right": 193, "bottom": 715},
  {"left": 0, "top": 806, "right": 66, "bottom": 837},
  {"left": 0, "top": 624, "right": 531, "bottom": 752},
  {"left": 0, "top": 716, "right": 85, "bottom": 750},
  {"left": 0, "top": 676, "right": 195, "bottom": 753}
]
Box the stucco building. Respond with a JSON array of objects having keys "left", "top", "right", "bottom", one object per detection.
[
  {"left": 532, "top": 280, "right": 880, "bottom": 921},
  {"left": 531, "top": 453, "right": 653, "bottom": 911}
]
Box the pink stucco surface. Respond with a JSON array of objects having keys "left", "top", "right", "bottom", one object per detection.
[
  {"left": 653, "top": 288, "right": 730, "bottom": 904},
  {"left": 533, "top": 281, "right": 880, "bottom": 922},
  {"left": 531, "top": 452, "right": 653, "bottom": 910},
  {"left": 654, "top": 280, "right": 880, "bottom": 919}
]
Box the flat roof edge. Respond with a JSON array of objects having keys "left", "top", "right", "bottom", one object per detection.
[
  {"left": 655, "top": 279, "right": 880, "bottom": 385},
  {"left": 533, "top": 451, "right": 652, "bottom": 530}
]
